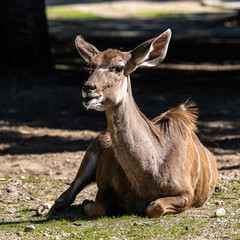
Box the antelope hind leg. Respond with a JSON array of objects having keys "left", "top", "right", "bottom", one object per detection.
[
  {"left": 36, "top": 138, "right": 100, "bottom": 216},
  {"left": 145, "top": 194, "right": 193, "bottom": 218}
]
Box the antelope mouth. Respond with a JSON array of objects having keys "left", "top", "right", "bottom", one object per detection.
[{"left": 83, "top": 95, "right": 103, "bottom": 110}]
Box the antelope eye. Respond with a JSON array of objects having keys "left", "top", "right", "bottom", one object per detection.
[{"left": 115, "top": 65, "right": 124, "bottom": 73}]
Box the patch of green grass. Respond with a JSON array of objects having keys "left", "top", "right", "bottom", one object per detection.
[
  {"left": 0, "top": 179, "right": 239, "bottom": 239},
  {"left": 20, "top": 176, "right": 41, "bottom": 183},
  {"left": 130, "top": 10, "right": 186, "bottom": 18},
  {"left": 0, "top": 210, "right": 239, "bottom": 239},
  {"left": 46, "top": 7, "right": 103, "bottom": 20},
  {"left": 0, "top": 175, "right": 11, "bottom": 182}
]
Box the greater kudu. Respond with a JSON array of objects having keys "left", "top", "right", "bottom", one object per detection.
[{"left": 37, "top": 29, "right": 218, "bottom": 218}]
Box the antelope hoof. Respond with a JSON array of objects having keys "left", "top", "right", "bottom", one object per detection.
[
  {"left": 82, "top": 200, "right": 106, "bottom": 218},
  {"left": 145, "top": 200, "right": 165, "bottom": 218},
  {"left": 36, "top": 201, "right": 55, "bottom": 216}
]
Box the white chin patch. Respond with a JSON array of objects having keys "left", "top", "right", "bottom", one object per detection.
[{"left": 83, "top": 97, "right": 104, "bottom": 111}]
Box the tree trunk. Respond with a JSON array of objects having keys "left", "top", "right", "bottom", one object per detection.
[{"left": 0, "top": 0, "right": 53, "bottom": 87}]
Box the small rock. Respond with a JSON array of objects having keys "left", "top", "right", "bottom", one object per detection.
[
  {"left": 55, "top": 236, "right": 60, "bottom": 240},
  {"left": 0, "top": 178, "right": 7, "bottom": 181},
  {"left": 215, "top": 201, "right": 224, "bottom": 206},
  {"left": 20, "top": 176, "right": 25, "bottom": 180},
  {"left": 66, "top": 158, "right": 70, "bottom": 162},
  {"left": 25, "top": 196, "right": 30, "bottom": 200},
  {"left": 72, "top": 223, "right": 82, "bottom": 226},
  {"left": 25, "top": 225, "right": 35, "bottom": 232},
  {"left": 43, "top": 233, "right": 49, "bottom": 237},
  {"left": 6, "top": 210, "right": 14, "bottom": 214},
  {"left": 215, "top": 208, "right": 226, "bottom": 217}
]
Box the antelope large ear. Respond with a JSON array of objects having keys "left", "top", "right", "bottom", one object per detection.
[
  {"left": 75, "top": 36, "right": 100, "bottom": 63},
  {"left": 125, "top": 29, "right": 171, "bottom": 74}
]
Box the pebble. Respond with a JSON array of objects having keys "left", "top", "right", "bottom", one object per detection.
[
  {"left": 215, "top": 201, "right": 224, "bottom": 206},
  {"left": 20, "top": 176, "right": 25, "bottom": 180},
  {"left": 215, "top": 208, "right": 226, "bottom": 217},
  {"left": 0, "top": 178, "right": 7, "bottom": 181},
  {"left": 43, "top": 233, "right": 49, "bottom": 237},
  {"left": 25, "top": 196, "right": 30, "bottom": 200},
  {"left": 25, "top": 225, "right": 35, "bottom": 232},
  {"left": 55, "top": 236, "right": 60, "bottom": 240},
  {"left": 6, "top": 210, "right": 14, "bottom": 214}
]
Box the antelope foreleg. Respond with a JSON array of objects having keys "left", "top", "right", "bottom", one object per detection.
[
  {"left": 36, "top": 140, "right": 99, "bottom": 216},
  {"left": 145, "top": 194, "right": 193, "bottom": 218}
]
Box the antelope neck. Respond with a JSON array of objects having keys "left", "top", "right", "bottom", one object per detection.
[{"left": 105, "top": 77, "right": 163, "bottom": 196}]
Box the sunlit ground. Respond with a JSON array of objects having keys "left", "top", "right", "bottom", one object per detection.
[{"left": 46, "top": 0, "right": 234, "bottom": 20}]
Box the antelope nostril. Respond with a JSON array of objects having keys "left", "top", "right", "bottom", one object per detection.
[{"left": 83, "top": 84, "right": 97, "bottom": 92}]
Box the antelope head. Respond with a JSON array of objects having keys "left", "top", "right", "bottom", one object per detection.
[{"left": 75, "top": 29, "right": 172, "bottom": 111}]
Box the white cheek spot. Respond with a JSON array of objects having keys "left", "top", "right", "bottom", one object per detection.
[{"left": 96, "top": 68, "right": 108, "bottom": 72}]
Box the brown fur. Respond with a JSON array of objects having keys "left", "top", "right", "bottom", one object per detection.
[
  {"left": 36, "top": 30, "right": 218, "bottom": 218},
  {"left": 152, "top": 101, "right": 198, "bottom": 140}
]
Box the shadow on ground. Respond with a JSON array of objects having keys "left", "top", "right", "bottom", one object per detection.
[{"left": 0, "top": 8, "right": 239, "bottom": 159}]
